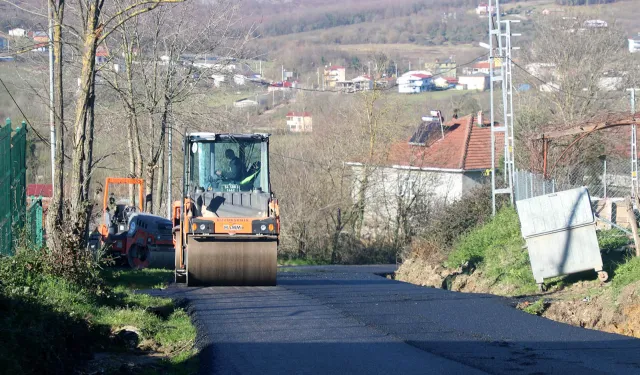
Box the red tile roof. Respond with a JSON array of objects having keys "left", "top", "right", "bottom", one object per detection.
[
  {"left": 386, "top": 114, "right": 504, "bottom": 171},
  {"left": 27, "top": 184, "right": 53, "bottom": 197},
  {"left": 411, "top": 73, "right": 432, "bottom": 79},
  {"left": 286, "top": 111, "right": 311, "bottom": 117}
]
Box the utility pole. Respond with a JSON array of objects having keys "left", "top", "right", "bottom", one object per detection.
[
  {"left": 395, "top": 63, "right": 398, "bottom": 78},
  {"left": 628, "top": 88, "right": 639, "bottom": 199},
  {"left": 47, "top": 0, "right": 55, "bottom": 190},
  {"left": 281, "top": 65, "right": 284, "bottom": 82},
  {"left": 166, "top": 50, "right": 174, "bottom": 219}
]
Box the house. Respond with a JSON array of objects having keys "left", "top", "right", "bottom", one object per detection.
[
  {"left": 458, "top": 74, "right": 489, "bottom": 91},
  {"left": 425, "top": 58, "right": 457, "bottom": 78},
  {"left": 324, "top": 65, "right": 346, "bottom": 88},
  {"left": 32, "top": 31, "right": 48, "bottom": 51},
  {"left": 468, "top": 59, "right": 502, "bottom": 75},
  {"left": 348, "top": 112, "right": 503, "bottom": 232},
  {"left": 629, "top": 34, "right": 640, "bottom": 53},
  {"left": 352, "top": 75, "right": 374, "bottom": 91},
  {"left": 433, "top": 76, "right": 458, "bottom": 89},
  {"left": 233, "top": 98, "right": 258, "bottom": 108},
  {"left": 96, "top": 44, "right": 109, "bottom": 64},
  {"left": 583, "top": 20, "right": 608, "bottom": 28},
  {"left": 268, "top": 81, "right": 296, "bottom": 92},
  {"left": 286, "top": 111, "right": 312, "bottom": 133},
  {"left": 476, "top": 3, "right": 495, "bottom": 16},
  {"left": 397, "top": 73, "right": 433, "bottom": 93},
  {"left": 8, "top": 28, "right": 26, "bottom": 37},
  {"left": 336, "top": 75, "right": 374, "bottom": 93}
]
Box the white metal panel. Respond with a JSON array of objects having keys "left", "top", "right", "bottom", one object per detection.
[
  {"left": 517, "top": 187, "right": 594, "bottom": 238},
  {"left": 526, "top": 224, "right": 602, "bottom": 283}
]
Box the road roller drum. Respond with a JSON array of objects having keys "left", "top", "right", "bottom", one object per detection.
[{"left": 186, "top": 237, "right": 277, "bottom": 286}]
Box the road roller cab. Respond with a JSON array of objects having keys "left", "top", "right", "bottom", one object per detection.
[{"left": 174, "top": 133, "right": 280, "bottom": 286}]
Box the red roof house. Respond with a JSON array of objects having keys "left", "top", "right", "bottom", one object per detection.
[
  {"left": 349, "top": 112, "right": 503, "bottom": 206},
  {"left": 27, "top": 184, "right": 53, "bottom": 197}
]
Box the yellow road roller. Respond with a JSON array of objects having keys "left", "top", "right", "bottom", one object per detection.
[{"left": 172, "top": 133, "right": 279, "bottom": 286}]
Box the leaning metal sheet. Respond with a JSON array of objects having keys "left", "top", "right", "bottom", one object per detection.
[{"left": 186, "top": 238, "right": 277, "bottom": 286}]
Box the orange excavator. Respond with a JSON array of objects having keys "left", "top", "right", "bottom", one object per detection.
[
  {"left": 172, "top": 133, "right": 280, "bottom": 286},
  {"left": 88, "top": 177, "right": 175, "bottom": 269}
]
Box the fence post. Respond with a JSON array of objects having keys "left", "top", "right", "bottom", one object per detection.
[
  {"left": 0, "top": 119, "right": 11, "bottom": 255},
  {"left": 603, "top": 156, "right": 607, "bottom": 199}
]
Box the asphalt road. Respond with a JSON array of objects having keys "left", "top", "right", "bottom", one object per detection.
[{"left": 155, "top": 265, "right": 640, "bottom": 375}]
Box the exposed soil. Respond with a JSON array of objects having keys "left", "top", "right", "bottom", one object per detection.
[{"left": 396, "top": 257, "right": 640, "bottom": 339}]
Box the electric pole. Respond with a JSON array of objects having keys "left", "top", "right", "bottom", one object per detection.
[{"left": 48, "top": 0, "right": 55, "bottom": 190}]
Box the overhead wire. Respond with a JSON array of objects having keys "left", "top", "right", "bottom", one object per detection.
[{"left": 0, "top": 74, "right": 51, "bottom": 146}]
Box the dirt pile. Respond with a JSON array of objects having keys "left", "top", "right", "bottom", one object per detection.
[{"left": 541, "top": 282, "right": 640, "bottom": 338}]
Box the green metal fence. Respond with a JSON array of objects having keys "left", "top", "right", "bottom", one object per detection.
[
  {"left": 0, "top": 118, "right": 29, "bottom": 256},
  {"left": 27, "top": 197, "right": 44, "bottom": 249}
]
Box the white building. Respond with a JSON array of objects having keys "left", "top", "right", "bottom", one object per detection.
[
  {"left": 457, "top": 74, "right": 489, "bottom": 91},
  {"left": 348, "top": 112, "right": 502, "bottom": 235},
  {"left": 397, "top": 74, "right": 433, "bottom": 93},
  {"left": 286, "top": 111, "right": 312, "bottom": 133},
  {"left": 8, "top": 28, "right": 26, "bottom": 37},
  {"left": 233, "top": 99, "right": 258, "bottom": 108},
  {"left": 629, "top": 35, "right": 640, "bottom": 53},
  {"left": 476, "top": 3, "right": 495, "bottom": 16}
]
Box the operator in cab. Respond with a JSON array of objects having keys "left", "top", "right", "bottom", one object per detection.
[{"left": 216, "top": 149, "right": 244, "bottom": 183}]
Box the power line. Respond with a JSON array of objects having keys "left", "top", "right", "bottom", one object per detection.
[
  {"left": 508, "top": 56, "right": 626, "bottom": 102},
  {"left": 0, "top": 75, "right": 51, "bottom": 146}
]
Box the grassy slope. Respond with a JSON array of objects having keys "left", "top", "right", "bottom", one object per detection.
[{"left": 0, "top": 252, "right": 197, "bottom": 375}]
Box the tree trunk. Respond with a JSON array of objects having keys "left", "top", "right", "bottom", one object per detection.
[
  {"left": 154, "top": 146, "right": 165, "bottom": 215},
  {"left": 46, "top": 1, "right": 65, "bottom": 251},
  {"left": 68, "top": 1, "right": 100, "bottom": 249}
]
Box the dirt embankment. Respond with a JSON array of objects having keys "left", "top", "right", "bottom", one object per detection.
[{"left": 396, "top": 258, "right": 640, "bottom": 339}]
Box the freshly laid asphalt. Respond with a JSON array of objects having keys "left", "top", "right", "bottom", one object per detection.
[{"left": 153, "top": 265, "right": 640, "bottom": 375}]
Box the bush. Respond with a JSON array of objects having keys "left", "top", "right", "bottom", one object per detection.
[
  {"left": 0, "top": 249, "right": 103, "bottom": 375},
  {"left": 424, "top": 185, "right": 496, "bottom": 251}
]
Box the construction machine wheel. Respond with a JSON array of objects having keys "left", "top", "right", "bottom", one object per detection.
[
  {"left": 148, "top": 248, "right": 175, "bottom": 269},
  {"left": 128, "top": 245, "right": 150, "bottom": 269},
  {"left": 186, "top": 237, "right": 277, "bottom": 286}
]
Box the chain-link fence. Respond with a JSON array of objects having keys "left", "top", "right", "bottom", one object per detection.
[{"left": 515, "top": 157, "right": 633, "bottom": 202}]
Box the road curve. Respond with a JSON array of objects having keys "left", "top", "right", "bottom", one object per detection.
[{"left": 153, "top": 265, "right": 640, "bottom": 375}]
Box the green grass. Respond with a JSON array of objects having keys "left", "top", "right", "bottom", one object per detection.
[
  {"left": 597, "top": 229, "right": 630, "bottom": 253},
  {"left": 612, "top": 256, "right": 640, "bottom": 296},
  {"left": 0, "top": 249, "right": 197, "bottom": 374},
  {"left": 103, "top": 268, "right": 174, "bottom": 290},
  {"left": 522, "top": 298, "right": 547, "bottom": 316},
  {"left": 446, "top": 207, "right": 537, "bottom": 295},
  {"left": 278, "top": 258, "right": 330, "bottom": 266}
]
